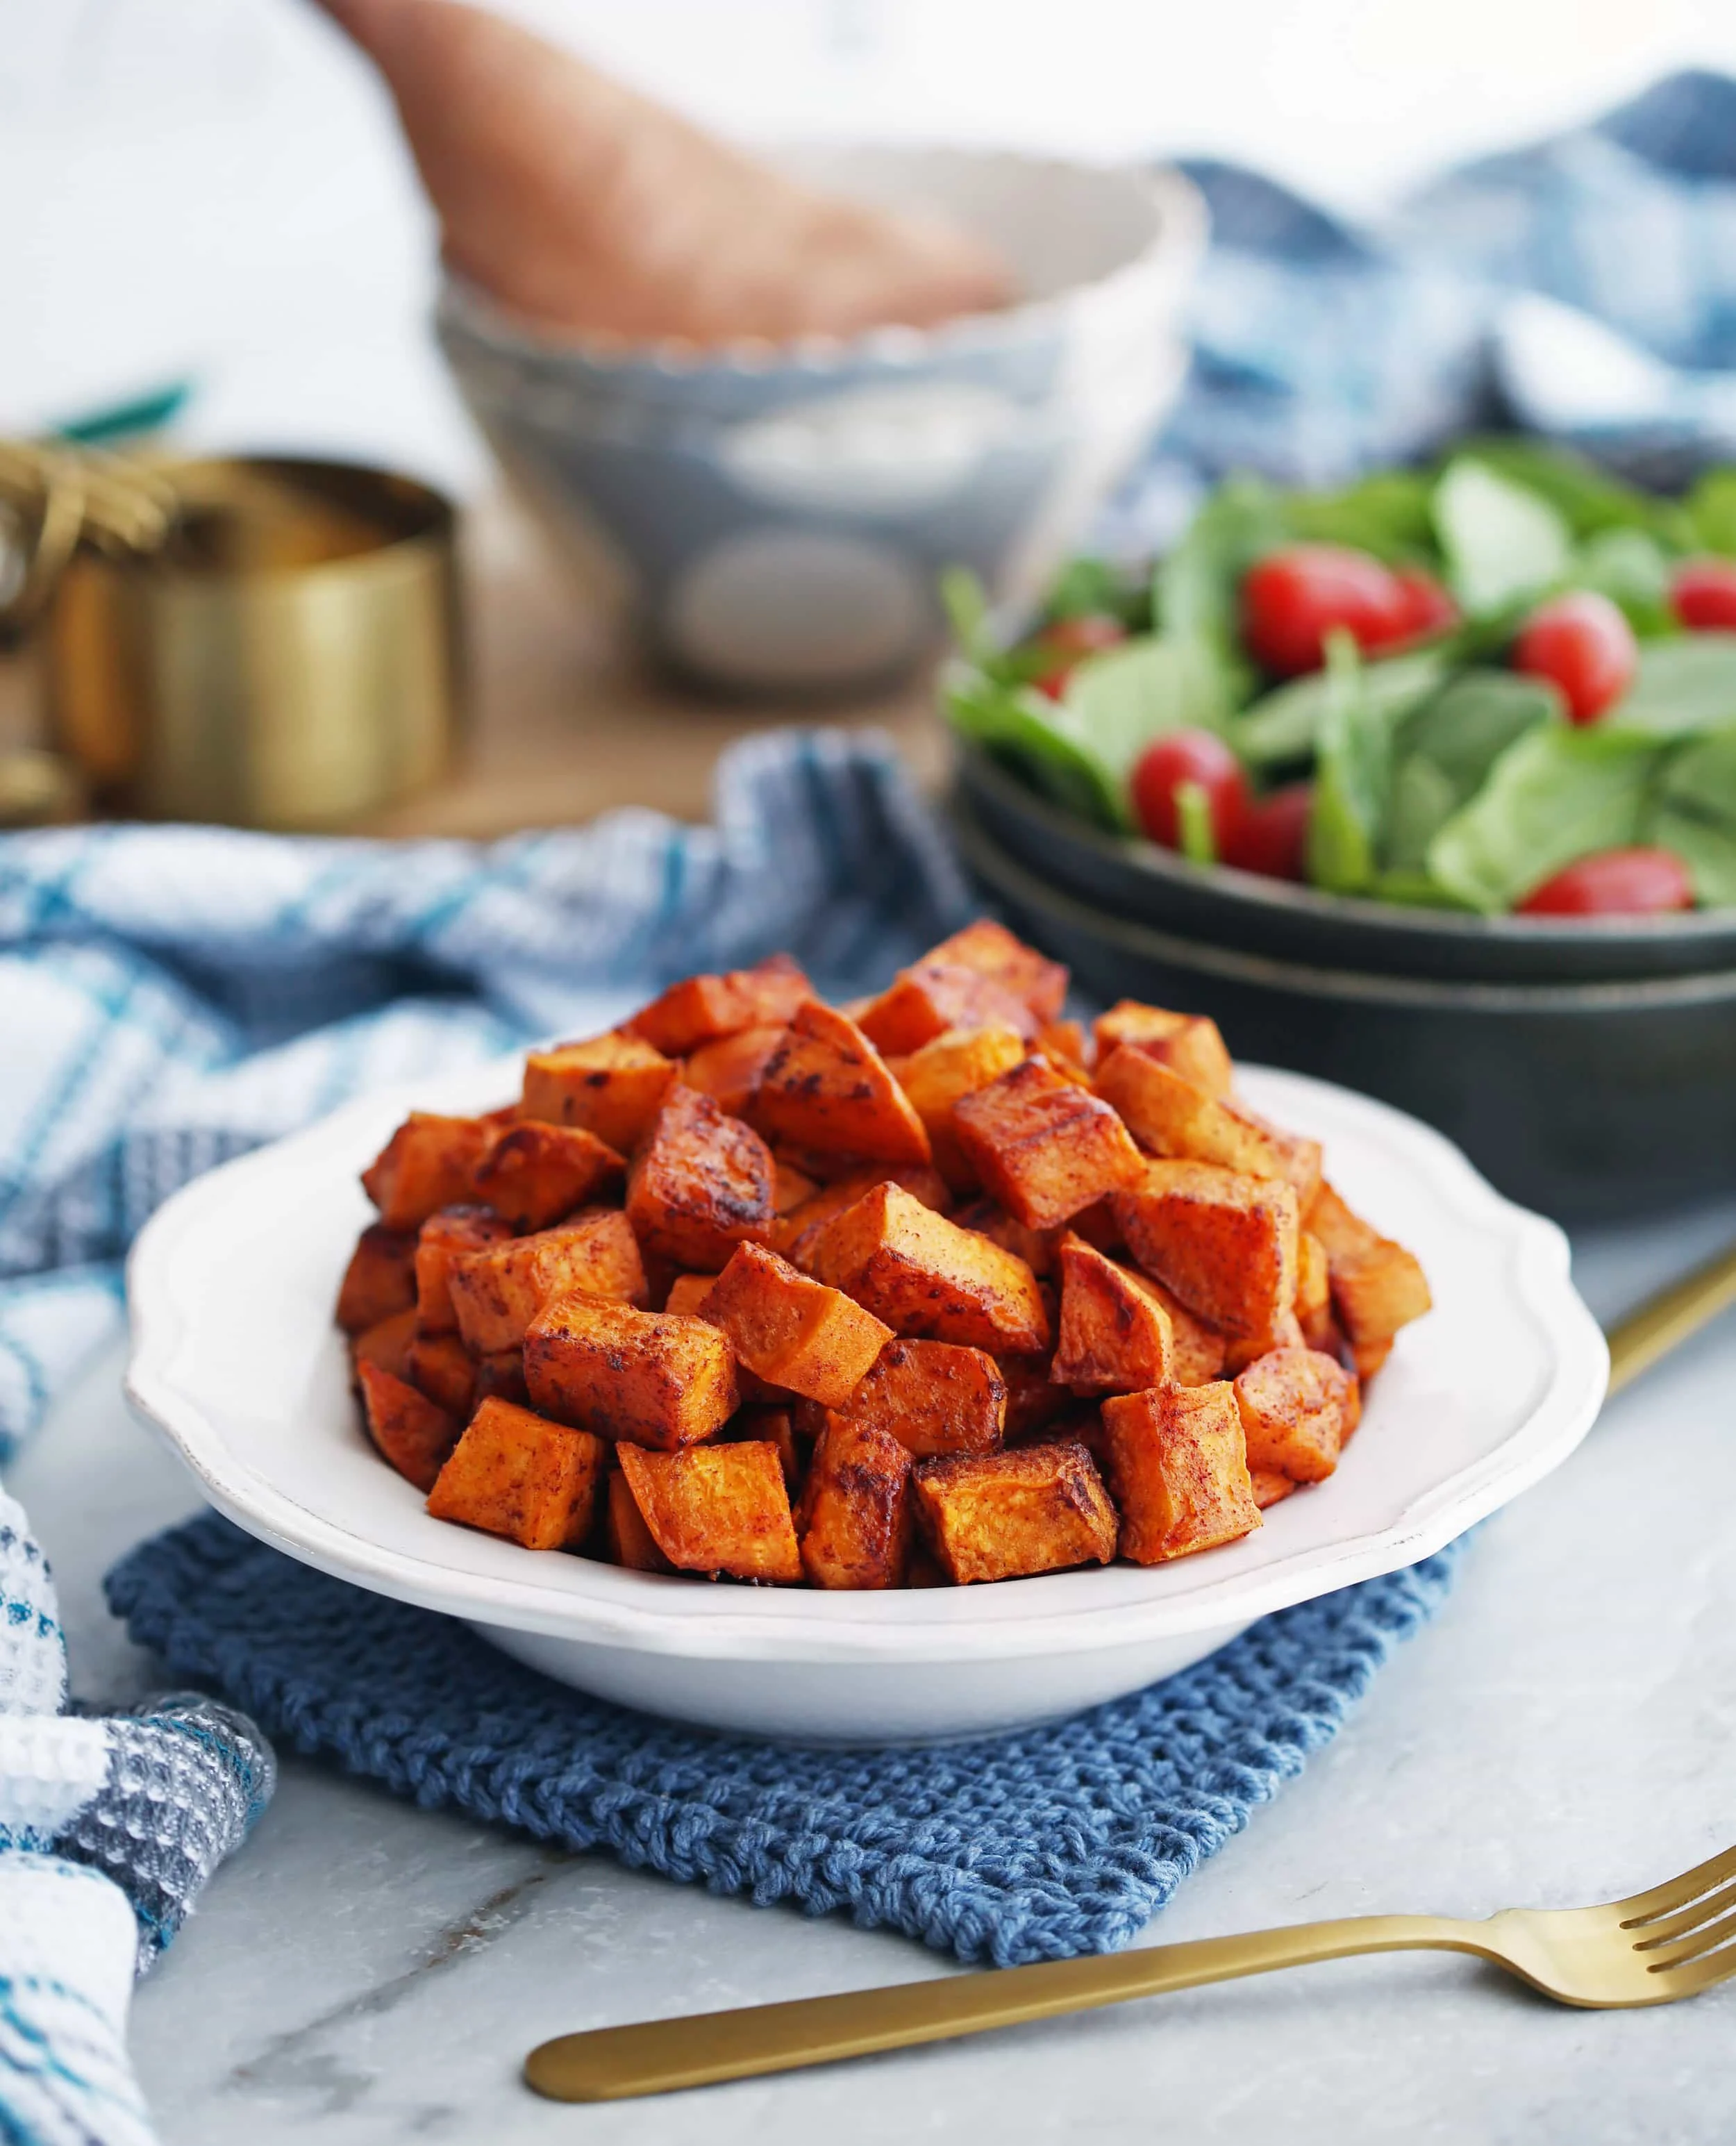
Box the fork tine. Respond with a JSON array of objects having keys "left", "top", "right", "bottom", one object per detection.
[
  {"left": 1618, "top": 1843, "right": 1736, "bottom": 1924},
  {"left": 1630, "top": 1878, "right": 1736, "bottom": 1948},
  {"left": 1638, "top": 1905, "right": 1736, "bottom": 1972},
  {"left": 1651, "top": 1936, "right": 1736, "bottom": 1999}
]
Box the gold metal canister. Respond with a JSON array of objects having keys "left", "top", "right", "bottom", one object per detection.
[{"left": 43, "top": 456, "right": 462, "bottom": 829}]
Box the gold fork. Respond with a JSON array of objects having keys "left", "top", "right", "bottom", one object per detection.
[{"left": 526, "top": 1841, "right": 1736, "bottom": 2100}]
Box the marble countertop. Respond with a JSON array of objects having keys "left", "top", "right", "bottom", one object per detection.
[{"left": 14, "top": 1196, "right": 1736, "bottom": 2146}]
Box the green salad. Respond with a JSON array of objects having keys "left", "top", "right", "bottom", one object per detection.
[{"left": 942, "top": 440, "right": 1736, "bottom": 917}]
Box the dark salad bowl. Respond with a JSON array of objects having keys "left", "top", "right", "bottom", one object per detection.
[
  {"left": 942, "top": 442, "right": 1736, "bottom": 1222},
  {"left": 956, "top": 740, "right": 1736, "bottom": 986},
  {"left": 951, "top": 782, "right": 1736, "bottom": 1224}
]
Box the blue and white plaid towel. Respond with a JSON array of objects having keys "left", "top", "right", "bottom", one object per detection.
[{"left": 8, "top": 69, "right": 1736, "bottom": 2140}]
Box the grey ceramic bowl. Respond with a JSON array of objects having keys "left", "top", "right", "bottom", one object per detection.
[
  {"left": 951, "top": 788, "right": 1736, "bottom": 1224},
  {"left": 438, "top": 147, "right": 1203, "bottom": 694}
]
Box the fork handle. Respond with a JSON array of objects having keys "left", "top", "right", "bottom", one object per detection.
[{"left": 524, "top": 1913, "right": 1492, "bottom": 2100}]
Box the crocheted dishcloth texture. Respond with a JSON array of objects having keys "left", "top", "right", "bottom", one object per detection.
[{"left": 109, "top": 1513, "right": 1464, "bottom": 1968}]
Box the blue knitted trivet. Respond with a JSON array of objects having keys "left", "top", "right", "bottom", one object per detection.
[{"left": 106, "top": 1515, "right": 1463, "bottom": 1965}]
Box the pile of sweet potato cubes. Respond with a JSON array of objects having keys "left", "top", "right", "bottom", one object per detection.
[{"left": 339, "top": 922, "right": 1430, "bottom": 1588}]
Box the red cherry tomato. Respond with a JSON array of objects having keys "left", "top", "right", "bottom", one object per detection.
[
  {"left": 1240, "top": 544, "right": 1410, "bottom": 676},
  {"left": 1131, "top": 729, "right": 1248, "bottom": 854},
  {"left": 1220, "top": 782, "right": 1314, "bottom": 881},
  {"left": 1389, "top": 568, "right": 1458, "bottom": 646},
  {"left": 1516, "top": 847, "right": 1694, "bottom": 917},
  {"left": 1512, "top": 592, "right": 1637, "bottom": 724},
  {"left": 1670, "top": 557, "right": 1736, "bottom": 632},
  {"left": 1030, "top": 613, "right": 1127, "bottom": 698}
]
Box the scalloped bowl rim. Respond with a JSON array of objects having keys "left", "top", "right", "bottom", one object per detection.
[
  {"left": 437, "top": 149, "right": 1205, "bottom": 379},
  {"left": 124, "top": 1054, "right": 1606, "bottom": 1672}
]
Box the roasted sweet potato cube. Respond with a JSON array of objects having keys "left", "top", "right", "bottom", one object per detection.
[
  {"left": 351, "top": 1307, "right": 419, "bottom": 1386},
  {"left": 772, "top": 1158, "right": 818, "bottom": 1214},
  {"left": 404, "top": 1331, "right": 477, "bottom": 1419},
  {"left": 952, "top": 1056, "right": 1144, "bottom": 1229},
  {"left": 625, "top": 1084, "right": 776, "bottom": 1272},
  {"left": 616, "top": 1440, "right": 801, "bottom": 1581},
  {"left": 951, "top": 1197, "right": 1060, "bottom": 1276},
  {"left": 776, "top": 1164, "right": 950, "bottom": 1267},
  {"left": 625, "top": 954, "right": 812, "bottom": 1057},
  {"left": 335, "top": 1222, "right": 417, "bottom": 1334},
  {"left": 1330, "top": 1244, "right": 1433, "bottom": 1349},
  {"left": 1101, "top": 1383, "right": 1260, "bottom": 1565},
  {"left": 415, "top": 1205, "right": 515, "bottom": 1335},
  {"left": 806, "top": 1182, "right": 1049, "bottom": 1354},
  {"left": 1304, "top": 1182, "right": 1433, "bottom": 1346},
  {"left": 426, "top": 1397, "right": 606, "bottom": 1551},
  {"left": 697, "top": 1242, "right": 892, "bottom": 1406},
  {"left": 360, "top": 1112, "right": 496, "bottom": 1230},
  {"left": 1092, "top": 1002, "right": 1234, "bottom": 1099},
  {"left": 891, "top": 1024, "right": 1028, "bottom": 1190},
  {"left": 1130, "top": 1275, "right": 1227, "bottom": 1387},
  {"left": 1115, "top": 1161, "right": 1299, "bottom": 1340},
  {"left": 799, "top": 1415, "right": 912, "bottom": 1588},
  {"left": 474, "top": 1347, "right": 528, "bottom": 1407},
  {"left": 682, "top": 1023, "right": 787, "bottom": 1120},
  {"left": 605, "top": 1467, "right": 674, "bottom": 1571},
  {"left": 856, "top": 960, "right": 1038, "bottom": 1057},
  {"left": 1250, "top": 1467, "right": 1297, "bottom": 1511},
  {"left": 661, "top": 1272, "right": 715, "bottom": 1320},
  {"left": 1233, "top": 1347, "right": 1352, "bottom": 1483},
  {"left": 753, "top": 1001, "right": 932, "bottom": 1165},
  {"left": 1352, "top": 1336, "right": 1393, "bottom": 1384},
  {"left": 723, "top": 1405, "right": 803, "bottom": 1493},
  {"left": 835, "top": 1337, "right": 1006, "bottom": 1458},
  {"left": 358, "top": 1361, "right": 460, "bottom": 1492},
  {"left": 1051, "top": 1231, "right": 1174, "bottom": 1395},
  {"left": 449, "top": 1209, "right": 647, "bottom": 1354},
  {"left": 473, "top": 1121, "right": 624, "bottom": 1231},
  {"left": 1296, "top": 1230, "right": 1333, "bottom": 1351},
  {"left": 520, "top": 1031, "right": 678, "bottom": 1152},
  {"left": 1221, "top": 1308, "right": 1307, "bottom": 1374},
  {"left": 912, "top": 1440, "right": 1117, "bottom": 1584},
  {"left": 1035, "top": 1018, "right": 1090, "bottom": 1070},
  {"left": 998, "top": 1350, "right": 1069, "bottom": 1440},
  {"left": 1094, "top": 1048, "right": 1321, "bottom": 1204},
  {"left": 524, "top": 1296, "right": 738, "bottom": 1449},
  {"left": 919, "top": 920, "right": 1068, "bottom": 1023}
]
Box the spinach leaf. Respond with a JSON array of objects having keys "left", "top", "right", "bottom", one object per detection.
[
  {"left": 1060, "top": 634, "right": 1233, "bottom": 776},
  {"left": 1281, "top": 469, "right": 1438, "bottom": 563},
  {"left": 1153, "top": 476, "right": 1285, "bottom": 679},
  {"left": 1606, "top": 633, "right": 1736, "bottom": 737},
  {"left": 1687, "top": 469, "right": 1736, "bottom": 556},
  {"left": 1647, "top": 729, "right": 1736, "bottom": 904},
  {"left": 1305, "top": 635, "right": 1393, "bottom": 894},
  {"left": 1453, "top": 436, "right": 1692, "bottom": 544},
  {"left": 942, "top": 661, "right": 1127, "bottom": 831},
  {"left": 1426, "top": 726, "right": 1664, "bottom": 912},
  {"left": 1574, "top": 526, "right": 1676, "bottom": 637},
  {"left": 1432, "top": 459, "right": 1574, "bottom": 616},
  {"left": 940, "top": 566, "right": 994, "bottom": 665},
  {"left": 1383, "top": 671, "right": 1562, "bottom": 874},
  {"left": 1045, "top": 556, "right": 1147, "bottom": 629},
  {"left": 1233, "top": 646, "right": 1449, "bottom": 771}
]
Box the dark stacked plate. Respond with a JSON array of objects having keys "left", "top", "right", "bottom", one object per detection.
[{"left": 953, "top": 743, "right": 1736, "bottom": 1221}]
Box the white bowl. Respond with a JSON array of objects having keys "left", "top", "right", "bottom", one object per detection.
[
  {"left": 124, "top": 1059, "right": 1605, "bottom": 1747},
  {"left": 437, "top": 146, "right": 1204, "bottom": 693}
]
